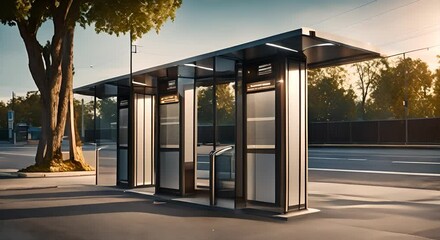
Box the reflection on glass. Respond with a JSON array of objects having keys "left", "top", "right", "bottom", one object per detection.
[
  {"left": 119, "top": 108, "right": 128, "bottom": 147},
  {"left": 196, "top": 80, "right": 214, "bottom": 188},
  {"left": 247, "top": 90, "right": 275, "bottom": 148}
]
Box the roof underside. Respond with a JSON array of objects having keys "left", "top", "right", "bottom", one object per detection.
[{"left": 75, "top": 27, "right": 381, "bottom": 97}]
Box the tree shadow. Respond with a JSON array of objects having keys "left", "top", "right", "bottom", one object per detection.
[{"left": 0, "top": 189, "right": 280, "bottom": 223}]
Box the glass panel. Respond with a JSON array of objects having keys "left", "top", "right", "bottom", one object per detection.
[
  {"left": 134, "top": 94, "right": 154, "bottom": 186},
  {"left": 196, "top": 78, "right": 214, "bottom": 188},
  {"left": 160, "top": 103, "right": 179, "bottom": 148},
  {"left": 118, "top": 149, "right": 128, "bottom": 182},
  {"left": 119, "top": 108, "right": 128, "bottom": 147},
  {"left": 86, "top": 87, "right": 119, "bottom": 186},
  {"left": 160, "top": 151, "right": 179, "bottom": 189},
  {"left": 145, "top": 96, "right": 154, "bottom": 185},
  {"left": 135, "top": 94, "right": 145, "bottom": 185},
  {"left": 246, "top": 90, "right": 275, "bottom": 148},
  {"left": 300, "top": 63, "right": 306, "bottom": 206},
  {"left": 179, "top": 78, "right": 194, "bottom": 163},
  {"left": 287, "top": 62, "right": 300, "bottom": 207},
  {"left": 215, "top": 75, "right": 236, "bottom": 202},
  {"left": 215, "top": 147, "right": 235, "bottom": 200},
  {"left": 246, "top": 153, "right": 275, "bottom": 203}
]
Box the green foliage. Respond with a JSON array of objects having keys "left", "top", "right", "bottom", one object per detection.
[
  {"left": 370, "top": 57, "right": 434, "bottom": 119},
  {"left": 73, "top": 97, "right": 117, "bottom": 136},
  {"left": 1, "top": 0, "right": 182, "bottom": 40},
  {"left": 1, "top": 92, "right": 42, "bottom": 127},
  {"left": 80, "top": 0, "right": 182, "bottom": 40},
  {"left": 197, "top": 83, "right": 235, "bottom": 125},
  {"left": 353, "top": 59, "right": 384, "bottom": 119},
  {"left": 73, "top": 98, "right": 94, "bottom": 134},
  {"left": 0, "top": 101, "right": 7, "bottom": 128},
  {"left": 308, "top": 67, "right": 357, "bottom": 121},
  {"left": 431, "top": 55, "right": 440, "bottom": 116}
]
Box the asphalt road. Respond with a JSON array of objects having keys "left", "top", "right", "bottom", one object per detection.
[
  {"left": 309, "top": 147, "right": 440, "bottom": 175},
  {"left": 2, "top": 143, "right": 440, "bottom": 189},
  {"left": 309, "top": 147, "right": 440, "bottom": 190}
]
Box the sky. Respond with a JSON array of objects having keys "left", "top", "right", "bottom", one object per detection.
[{"left": 0, "top": 0, "right": 439, "bottom": 101}]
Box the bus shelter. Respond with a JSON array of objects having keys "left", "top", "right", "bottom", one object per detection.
[{"left": 74, "top": 28, "right": 380, "bottom": 214}]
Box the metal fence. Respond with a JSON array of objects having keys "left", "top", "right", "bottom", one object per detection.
[{"left": 309, "top": 118, "right": 440, "bottom": 145}]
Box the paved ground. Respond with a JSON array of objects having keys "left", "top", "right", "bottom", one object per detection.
[
  {"left": 1, "top": 144, "right": 439, "bottom": 239},
  {"left": 0, "top": 182, "right": 439, "bottom": 240}
]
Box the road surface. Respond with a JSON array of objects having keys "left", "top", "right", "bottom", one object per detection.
[{"left": 309, "top": 147, "right": 440, "bottom": 190}]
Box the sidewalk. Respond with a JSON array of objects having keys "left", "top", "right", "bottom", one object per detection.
[{"left": 0, "top": 180, "right": 438, "bottom": 239}]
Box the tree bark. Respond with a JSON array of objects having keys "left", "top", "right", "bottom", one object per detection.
[{"left": 17, "top": 0, "right": 90, "bottom": 171}]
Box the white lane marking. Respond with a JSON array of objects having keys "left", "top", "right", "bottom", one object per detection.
[
  {"left": 392, "top": 161, "right": 440, "bottom": 165},
  {"left": 309, "top": 157, "right": 366, "bottom": 161},
  {"left": 309, "top": 168, "right": 440, "bottom": 177},
  {"left": 310, "top": 151, "right": 440, "bottom": 159},
  {"left": 0, "top": 152, "right": 35, "bottom": 157}
]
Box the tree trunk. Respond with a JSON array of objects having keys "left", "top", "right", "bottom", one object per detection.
[
  {"left": 17, "top": 1, "right": 91, "bottom": 172},
  {"left": 65, "top": 26, "right": 91, "bottom": 170}
]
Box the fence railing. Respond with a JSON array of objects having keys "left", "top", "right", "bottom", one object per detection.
[{"left": 309, "top": 118, "right": 440, "bottom": 145}]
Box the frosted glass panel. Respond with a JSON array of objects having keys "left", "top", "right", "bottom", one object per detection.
[
  {"left": 160, "top": 103, "right": 179, "bottom": 148},
  {"left": 160, "top": 151, "right": 179, "bottom": 189},
  {"left": 300, "top": 66, "right": 307, "bottom": 206},
  {"left": 183, "top": 82, "right": 194, "bottom": 163},
  {"left": 287, "top": 61, "right": 307, "bottom": 208},
  {"left": 134, "top": 94, "right": 154, "bottom": 186},
  {"left": 247, "top": 90, "right": 275, "bottom": 148},
  {"left": 135, "top": 94, "right": 145, "bottom": 185},
  {"left": 246, "top": 153, "right": 275, "bottom": 203},
  {"left": 145, "top": 96, "right": 154, "bottom": 185}
]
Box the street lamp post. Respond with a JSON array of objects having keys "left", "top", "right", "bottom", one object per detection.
[{"left": 403, "top": 53, "right": 408, "bottom": 145}]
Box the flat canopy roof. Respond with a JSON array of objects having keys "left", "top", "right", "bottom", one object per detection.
[{"left": 75, "top": 27, "right": 381, "bottom": 97}]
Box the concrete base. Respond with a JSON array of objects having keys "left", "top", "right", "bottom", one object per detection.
[{"left": 274, "top": 208, "right": 320, "bottom": 220}]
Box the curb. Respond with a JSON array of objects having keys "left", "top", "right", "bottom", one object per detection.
[
  {"left": 0, "top": 185, "right": 58, "bottom": 191},
  {"left": 16, "top": 171, "right": 96, "bottom": 178},
  {"left": 309, "top": 144, "right": 440, "bottom": 149}
]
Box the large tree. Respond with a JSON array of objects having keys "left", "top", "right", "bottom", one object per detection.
[
  {"left": 431, "top": 55, "right": 440, "bottom": 116},
  {"left": 308, "top": 67, "right": 357, "bottom": 122},
  {"left": 352, "top": 59, "right": 384, "bottom": 119},
  {"left": 0, "top": 0, "right": 181, "bottom": 171},
  {"left": 370, "top": 57, "right": 433, "bottom": 119}
]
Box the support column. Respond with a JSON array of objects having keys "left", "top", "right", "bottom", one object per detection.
[{"left": 284, "top": 59, "right": 308, "bottom": 212}]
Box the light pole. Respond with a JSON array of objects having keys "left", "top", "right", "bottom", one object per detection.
[
  {"left": 81, "top": 98, "right": 85, "bottom": 140},
  {"left": 403, "top": 53, "right": 408, "bottom": 145}
]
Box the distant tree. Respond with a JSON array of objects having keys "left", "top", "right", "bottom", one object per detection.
[
  {"left": 0, "top": 0, "right": 181, "bottom": 171},
  {"left": 99, "top": 98, "right": 117, "bottom": 128},
  {"left": 308, "top": 67, "right": 357, "bottom": 122},
  {"left": 9, "top": 91, "right": 42, "bottom": 127},
  {"left": 352, "top": 59, "right": 384, "bottom": 119},
  {"left": 0, "top": 101, "right": 7, "bottom": 128},
  {"left": 73, "top": 98, "right": 94, "bottom": 140},
  {"left": 216, "top": 83, "right": 235, "bottom": 125},
  {"left": 197, "top": 83, "right": 235, "bottom": 125},
  {"left": 432, "top": 55, "right": 440, "bottom": 116},
  {"left": 370, "top": 57, "right": 433, "bottom": 119}
]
